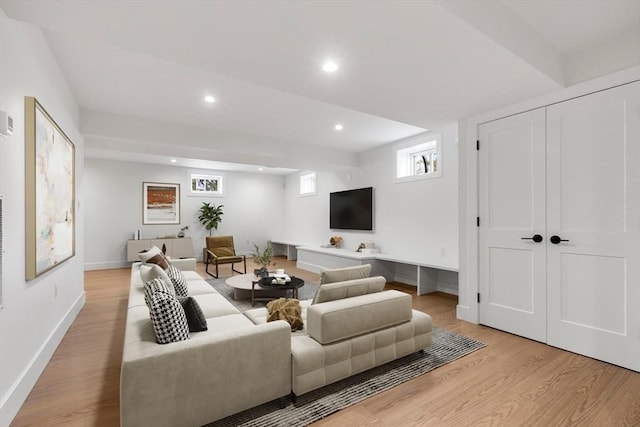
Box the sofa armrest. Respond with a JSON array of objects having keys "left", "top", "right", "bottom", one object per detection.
[
  {"left": 307, "top": 290, "right": 413, "bottom": 344},
  {"left": 168, "top": 257, "right": 196, "bottom": 271},
  {"left": 121, "top": 320, "right": 291, "bottom": 427}
]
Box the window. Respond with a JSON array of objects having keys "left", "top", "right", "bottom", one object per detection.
[
  {"left": 395, "top": 134, "right": 442, "bottom": 182},
  {"left": 189, "top": 173, "right": 223, "bottom": 196},
  {"left": 299, "top": 172, "right": 317, "bottom": 196}
]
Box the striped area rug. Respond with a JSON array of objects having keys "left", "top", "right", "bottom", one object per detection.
[{"left": 207, "top": 327, "right": 485, "bottom": 427}]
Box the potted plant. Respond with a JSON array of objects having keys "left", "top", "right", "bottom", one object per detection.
[
  {"left": 253, "top": 241, "right": 274, "bottom": 278},
  {"left": 177, "top": 225, "right": 189, "bottom": 238},
  {"left": 197, "top": 202, "right": 224, "bottom": 236}
]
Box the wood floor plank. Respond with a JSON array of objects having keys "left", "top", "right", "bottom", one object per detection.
[{"left": 10, "top": 257, "right": 640, "bottom": 426}]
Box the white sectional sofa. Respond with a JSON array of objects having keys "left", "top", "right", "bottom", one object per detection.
[
  {"left": 245, "top": 267, "right": 433, "bottom": 396},
  {"left": 121, "top": 261, "right": 432, "bottom": 425},
  {"left": 121, "top": 259, "right": 292, "bottom": 427}
]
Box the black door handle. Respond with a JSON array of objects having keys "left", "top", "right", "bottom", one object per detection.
[
  {"left": 550, "top": 235, "right": 569, "bottom": 244},
  {"left": 521, "top": 234, "right": 543, "bottom": 243}
]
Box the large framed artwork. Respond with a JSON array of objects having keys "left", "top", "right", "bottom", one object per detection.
[
  {"left": 143, "top": 182, "right": 180, "bottom": 224},
  {"left": 25, "top": 97, "right": 76, "bottom": 280}
]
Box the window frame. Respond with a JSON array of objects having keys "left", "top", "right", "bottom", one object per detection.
[
  {"left": 393, "top": 133, "right": 442, "bottom": 183},
  {"left": 299, "top": 171, "right": 317, "bottom": 196}
]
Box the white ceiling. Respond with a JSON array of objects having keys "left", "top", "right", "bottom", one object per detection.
[{"left": 1, "top": 0, "right": 639, "bottom": 174}]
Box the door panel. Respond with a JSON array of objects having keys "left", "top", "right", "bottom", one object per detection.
[
  {"left": 546, "top": 81, "right": 640, "bottom": 371},
  {"left": 479, "top": 108, "right": 546, "bottom": 342},
  {"left": 557, "top": 99, "right": 626, "bottom": 232},
  {"left": 489, "top": 247, "right": 534, "bottom": 312},
  {"left": 488, "top": 125, "right": 534, "bottom": 230},
  {"left": 560, "top": 253, "right": 626, "bottom": 335}
]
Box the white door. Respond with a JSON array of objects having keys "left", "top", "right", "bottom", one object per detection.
[
  {"left": 546, "top": 82, "right": 640, "bottom": 371},
  {"left": 478, "top": 108, "right": 547, "bottom": 342}
]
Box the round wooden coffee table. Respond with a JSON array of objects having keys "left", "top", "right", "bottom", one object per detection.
[{"left": 225, "top": 274, "right": 305, "bottom": 306}]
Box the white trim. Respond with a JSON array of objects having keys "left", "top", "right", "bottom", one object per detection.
[
  {"left": 84, "top": 260, "right": 130, "bottom": 271},
  {"left": 0, "top": 292, "right": 85, "bottom": 426}
]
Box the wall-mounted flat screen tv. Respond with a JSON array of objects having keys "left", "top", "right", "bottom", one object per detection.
[{"left": 329, "top": 187, "right": 374, "bottom": 231}]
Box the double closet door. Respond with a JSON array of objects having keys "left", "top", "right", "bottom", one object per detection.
[{"left": 478, "top": 81, "right": 640, "bottom": 372}]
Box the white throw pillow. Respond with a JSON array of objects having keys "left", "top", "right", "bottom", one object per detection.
[{"left": 140, "top": 264, "right": 175, "bottom": 295}]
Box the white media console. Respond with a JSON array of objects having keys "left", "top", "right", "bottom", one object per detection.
[{"left": 296, "top": 246, "right": 458, "bottom": 295}]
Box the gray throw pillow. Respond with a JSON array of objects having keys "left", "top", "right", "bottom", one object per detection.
[
  {"left": 177, "top": 297, "right": 208, "bottom": 332},
  {"left": 319, "top": 264, "right": 372, "bottom": 284},
  {"left": 312, "top": 276, "right": 386, "bottom": 305}
]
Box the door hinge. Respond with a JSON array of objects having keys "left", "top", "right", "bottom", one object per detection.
[
  {"left": 477, "top": 217, "right": 480, "bottom": 227},
  {"left": 476, "top": 140, "right": 479, "bottom": 150},
  {"left": 477, "top": 293, "right": 480, "bottom": 303}
]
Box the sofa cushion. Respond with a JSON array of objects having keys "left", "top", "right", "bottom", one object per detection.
[
  {"left": 140, "top": 264, "right": 175, "bottom": 295},
  {"left": 166, "top": 265, "right": 188, "bottom": 297},
  {"left": 312, "top": 276, "right": 386, "bottom": 305},
  {"left": 148, "top": 291, "right": 190, "bottom": 344},
  {"left": 319, "top": 264, "right": 372, "bottom": 285},
  {"left": 192, "top": 293, "right": 241, "bottom": 318},
  {"left": 178, "top": 296, "right": 208, "bottom": 332},
  {"left": 307, "top": 290, "right": 413, "bottom": 344}
]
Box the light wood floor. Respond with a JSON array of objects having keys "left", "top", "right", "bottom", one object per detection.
[{"left": 10, "top": 257, "right": 640, "bottom": 426}]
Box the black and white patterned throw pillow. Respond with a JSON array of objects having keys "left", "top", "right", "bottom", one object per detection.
[
  {"left": 148, "top": 291, "right": 190, "bottom": 344},
  {"left": 166, "top": 265, "right": 188, "bottom": 297},
  {"left": 143, "top": 278, "right": 173, "bottom": 308}
]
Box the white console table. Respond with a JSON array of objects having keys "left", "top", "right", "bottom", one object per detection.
[{"left": 296, "top": 246, "right": 458, "bottom": 296}]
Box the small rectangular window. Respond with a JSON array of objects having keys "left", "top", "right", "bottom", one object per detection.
[
  {"left": 299, "top": 172, "right": 317, "bottom": 196},
  {"left": 395, "top": 133, "right": 442, "bottom": 182}
]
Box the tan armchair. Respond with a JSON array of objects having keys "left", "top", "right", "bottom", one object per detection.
[{"left": 205, "top": 236, "right": 246, "bottom": 278}]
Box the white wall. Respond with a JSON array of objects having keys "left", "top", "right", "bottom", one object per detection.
[
  {"left": 282, "top": 125, "right": 459, "bottom": 271},
  {"left": 0, "top": 9, "right": 85, "bottom": 427},
  {"left": 84, "top": 159, "right": 285, "bottom": 269}
]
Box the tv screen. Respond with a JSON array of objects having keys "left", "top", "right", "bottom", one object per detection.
[{"left": 330, "top": 187, "right": 374, "bottom": 231}]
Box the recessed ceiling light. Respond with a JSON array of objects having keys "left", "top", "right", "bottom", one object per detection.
[
  {"left": 258, "top": 167, "right": 264, "bottom": 171},
  {"left": 204, "top": 95, "right": 216, "bottom": 103},
  {"left": 170, "top": 159, "right": 177, "bottom": 163},
  {"left": 334, "top": 124, "right": 343, "bottom": 131},
  {"left": 323, "top": 61, "right": 338, "bottom": 72}
]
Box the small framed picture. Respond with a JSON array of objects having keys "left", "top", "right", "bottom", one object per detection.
[
  {"left": 190, "top": 173, "right": 223, "bottom": 196},
  {"left": 143, "top": 182, "right": 180, "bottom": 224}
]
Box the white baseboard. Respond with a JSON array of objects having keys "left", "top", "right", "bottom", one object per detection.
[
  {"left": 84, "top": 261, "right": 130, "bottom": 271},
  {"left": 456, "top": 304, "right": 476, "bottom": 323},
  {"left": 296, "top": 260, "right": 323, "bottom": 274},
  {"left": 437, "top": 284, "right": 459, "bottom": 296},
  {"left": 0, "top": 292, "right": 85, "bottom": 427}
]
